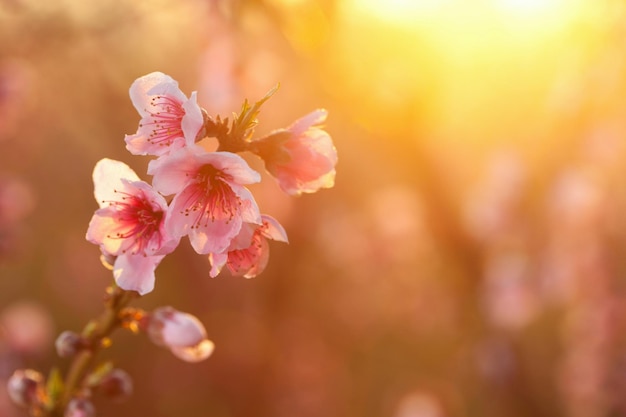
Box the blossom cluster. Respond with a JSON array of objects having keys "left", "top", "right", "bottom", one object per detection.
[
  {"left": 6, "top": 72, "right": 336, "bottom": 417},
  {"left": 87, "top": 71, "right": 337, "bottom": 296}
]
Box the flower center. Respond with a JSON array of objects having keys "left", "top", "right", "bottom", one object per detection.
[
  {"left": 181, "top": 165, "right": 239, "bottom": 229},
  {"left": 106, "top": 189, "right": 164, "bottom": 255},
  {"left": 227, "top": 233, "right": 263, "bottom": 273},
  {"left": 140, "top": 95, "right": 186, "bottom": 147}
]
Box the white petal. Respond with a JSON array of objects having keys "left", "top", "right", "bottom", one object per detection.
[{"left": 92, "top": 159, "right": 140, "bottom": 206}]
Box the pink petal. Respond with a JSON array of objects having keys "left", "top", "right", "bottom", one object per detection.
[
  {"left": 242, "top": 239, "right": 270, "bottom": 278},
  {"left": 188, "top": 214, "right": 243, "bottom": 254},
  {"left": 124, "top": 128, "right": 187, "bottom": 157},
  {"left": 129, "top": 72, "right": 186, "bottom": 117},
  {"left": 166, "top": 183, "right": 244, "bottom": 254},
  {"left": 226, "top": 238, "right": 268, "bottom": 278},
  {"left": 208, "top": 252, "right": 228, "bottom": 278},
  {"left": 227, "top": 222, "right": 256, "bottom": 250},
  {"left": 197, "top": 152, "right": 261, "bottom": 185},
  {"left": 271, "top": 128, "right": 337, "bottom": 195},
  {"left": 299, "top": 169, "right": 336, "bottom": 194},
  {"left": 230, "top": 185, "right": 262, "bottom": 225},
  {"left": 161, "top": 311, "right": 207, "bottom": 347},
  {"left": 260, "top": 214, "right": 288, "bottom": 243},
  {"left": 148, "top": 147, "right": 204, "bottom": 196},
  {"left": 181, "top": 91, "right": 204, "bottom": 145},
  {"left": 86, "top": 208, "right": 125, "bottom": 254},
  {"left": 113, "top": 254, "right": 164, "bottom": 295},
  {"left": 288, "top": 109, "right": 327, "bottom": 136}
]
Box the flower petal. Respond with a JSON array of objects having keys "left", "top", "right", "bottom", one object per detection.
[
  {"left": 129, "top": 72, "right": 186, "bottom": 117},
  {"left": 230, "top": 185, "right": 262, "bottom": 225},
  {"left": 182, "top": 91, "right": 204, "bottom": 145},
  {"left": 208, "top": 252, "right": 228, "bottom": 278},
  {"left": 188, "top": 214, "right": 243, "bottom": 254},
  {"left": 160, "top": 311, "right": 207, "bottom": 347},
  {"left": 148, "top": 147, "right": 204, "bottom": 196},
  {"left": 197, "top": 152, "right": 261, "bottom": 185},
  {"left": 92, "top": 159, "right": 140, "bottom": 207},
  {"left": 288, "top": 108, "right": 327, "bottom": 136},
  {"left": 113, "top": 254, "right": 164, "bottom": 295},
  {"left": 260, "top": 214, "right": 289, "bottom": 243}
]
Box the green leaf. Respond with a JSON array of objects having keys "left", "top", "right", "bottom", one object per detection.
[
  {"left": 82, "top": 320, "right": 98, "bottom": 337},
  {"left": 233, "top": 84, "right": 280, "bottom": 142},
  {"left": 43, "top": 368, "right": 64, "bottom": 411},
  {"left": 85, "top": 361, "right": 114, "bottom": 388}
]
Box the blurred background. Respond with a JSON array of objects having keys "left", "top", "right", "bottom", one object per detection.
[{"left": 2, "top": 0, "right": 626, "bottom": 416}]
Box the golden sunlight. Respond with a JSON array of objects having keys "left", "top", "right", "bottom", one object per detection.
[
  {"left": 496, "top": 0, "right": 567, "bottom": 14},
  {"left": 343, "top": 0, "right": 581, "bottom": 29},
  {"left": 346, "top": 0, "right": 450, "bottom": 25},
  {"left": 331, "top": 0, "right": 592, "bottom": 143}
]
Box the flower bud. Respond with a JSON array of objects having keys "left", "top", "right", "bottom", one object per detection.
[
  {"left": 7, "top": 368, "right": 43, "bottom": 408},
  {"left": 55, "top": 330, "right": 83, "bottom": 358},
  {"left": 251, "top": 109, "right": 337, "bottom": 196},
  {"left": 98, "top": 368, "right": 133, "bottom": 402},
  {"left": 65, "top": 397, "right": 95, "bottom": 417},
  {"left": 146, "top": 307, "right": 214, "bottom": 362}
]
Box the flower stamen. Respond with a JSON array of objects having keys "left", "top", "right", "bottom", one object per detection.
[
  {"left": 180, "top": 166, "right": 239, "bottom": 229},
  {"left": 142, "top": 95, "right": 186, "bottom": 148},
  {"left": 102, "top": 189, "right": 164, "bottom": 255}
]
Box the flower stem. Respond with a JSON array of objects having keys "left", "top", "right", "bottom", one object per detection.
[{"left": 48, "top": 286, "right": 136, "bottom": 417}]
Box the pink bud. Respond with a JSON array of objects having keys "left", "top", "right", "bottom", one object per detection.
[
  {"left": 251, "top": 109, "right": 337, "bottom": 195},
  {"left": 98, "top": 369, "right": 133, "bottom": 402},
  {"left": 64, "top": 398, "right": 95, "bottom": 417},
  {"left": 55, "top": 331, "right": 83, "bottom": 358},
  {"left": 146, "top": 307, "right": 214, "bottom": 362},
  {"left": 6, "top": 369, "right": 43, "bottom": 408}
]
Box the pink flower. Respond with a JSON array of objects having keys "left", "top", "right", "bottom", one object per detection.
[
  {"left": 145, "top": 307, "right": 214, "bottom": 362},
  {"left": 252, "top": 109, "right": 337, "bottom": 195},
  {"left": 148, "top": 148, "right": 262, "bottom": 254},
  {"left": 86, "top": 159, "right": 179, "bottom": 295},
  {"left": 124, "top": 72, "right": 204, "bottom": 157},
  {"left": 208, "top": 214, "right": 288, "bottom": 278}
]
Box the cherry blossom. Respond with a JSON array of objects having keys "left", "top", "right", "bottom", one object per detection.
[
  {"left": 208, "top": 214, "right": 288, "bottom": 278},
  {"left": 145, "top": 307, "right": 214, "bottom": 362},
  {"left": 124, "top": 72, "right": 204, "bottom": 157},
  {"left": 86, "top": 159, "right": 179, "bottom": 295},
  {"left": 251, "top": 109, "right": 337, "bottom": 195},
  {"left": 148, "top": 148, "right": 262, "bottom": 254}
]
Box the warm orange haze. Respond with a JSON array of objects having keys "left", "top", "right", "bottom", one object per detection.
[{"left": 1, "top": 0, "right": 626, "bottom": 416}]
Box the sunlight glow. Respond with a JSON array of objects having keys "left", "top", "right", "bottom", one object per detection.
[
  {"left": 350, "top": 0, "right": 450, "bottom": 24},
  {"left": 497, "top": 0, "right": 565, "bottom": 14},
  {"left": 332, "top": 0, "right": 592, "bottom": 141},
  {"left": 344, "top": 0, "right": 580, "bottom": 28}
]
